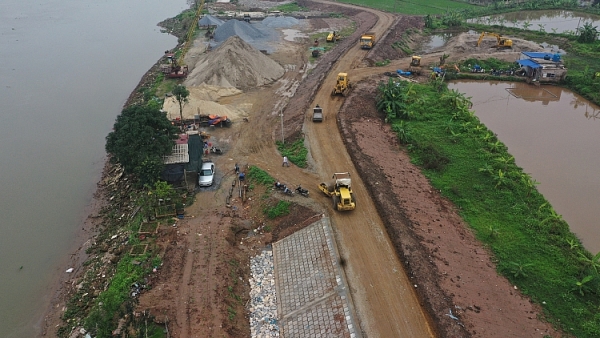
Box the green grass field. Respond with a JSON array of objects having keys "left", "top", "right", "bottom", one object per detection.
[{"left": 337, "top": 0, "right": 475, "bottom": 15}]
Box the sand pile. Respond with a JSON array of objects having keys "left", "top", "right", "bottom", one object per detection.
[
  {"left": 162, "top": 85, "right": 245, "bottom": 121},
  {"left": 184, "top": 35, "right": 284, "bottom": 90}
]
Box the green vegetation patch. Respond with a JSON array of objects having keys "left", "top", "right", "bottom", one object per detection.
[
  {"left": 269, "top": 2, "right": 308, "bottom": 12},
  {"left": 248, "top": 166, "right": 276, "bottom": 186},
  {"left": 377, "top": 78, "right": 600, "bottom": 336},
  {"left": 264, "top": 200, "right": 292, "bottom": 219},
  {"left": 277, "top": 138, "right": 308, "bottom": 168},
  {"left": 337, "top": 0, "right": 474, "bottom": 15}
]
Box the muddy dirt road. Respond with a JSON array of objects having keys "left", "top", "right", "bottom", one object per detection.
[{"left": 297, "top": 5, "right": 435, "bottom": 338}]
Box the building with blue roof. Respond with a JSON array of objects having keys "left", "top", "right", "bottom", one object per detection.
[{"left": 518, "top": 51, "right": 567, "bottom": 84}]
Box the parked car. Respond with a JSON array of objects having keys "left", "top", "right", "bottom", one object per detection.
[{"left": 198, "top": 161, "right": 215, "bottom": 187}]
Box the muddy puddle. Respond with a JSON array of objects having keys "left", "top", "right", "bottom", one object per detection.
[
  {"left": 419, "top": 32, "right": 463, "bottom": 53},
  {"left": 449, "top": 80, "right": 600, "bottom": 253},
  {"left": 469, "top": 10, "right": 600, "bottom": 34}
]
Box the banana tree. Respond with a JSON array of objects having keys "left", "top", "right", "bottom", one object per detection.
[
  {"left": 571, "top": 275, "right": 594, "bottom": 296},
  {"left": 493, "top": 169, "right": 509, "bottom": 188},
  {"left": 578, "top": 251, "right": 600, "bottom": 275}
]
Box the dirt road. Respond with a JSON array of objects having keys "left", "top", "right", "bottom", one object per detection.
[{"left": 300, "top": 7, "right": 434, "bottom": 338}]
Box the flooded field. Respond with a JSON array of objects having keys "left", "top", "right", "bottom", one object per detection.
[
  {"left": 449, "top": 80, "right": 600, "bottom": 253},
  {"left": 419, "top": 32, "right": 462, "bottom": 53},
  {"left": 469, "top": 10, "right": 600, "bottom": 34}
]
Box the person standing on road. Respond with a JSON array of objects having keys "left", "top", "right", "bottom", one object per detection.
[
  {"left": 282, "top": 156, "right": 289, "bottom": 167},
  {"left": 234, "top": 163, "right": 239, "bottom": 174}
]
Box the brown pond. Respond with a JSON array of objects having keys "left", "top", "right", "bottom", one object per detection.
[{"left": 449, "top": 81, "right": 600, "bottom": 253}]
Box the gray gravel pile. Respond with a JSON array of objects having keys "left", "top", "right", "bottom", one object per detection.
[
  {"left": 249, "top": 250, "right": 279, "bottom": 337},
  {"left": 214, "top": 20, "right": 268, "bottom": 42},
  {"left": 262, "top": 16, "right": 300, "bottom": 28},
  {"left": 198, "top": 14, "right": 224, "bottom": 27}
]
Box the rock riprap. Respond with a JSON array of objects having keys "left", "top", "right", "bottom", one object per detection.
[{"left": 249, "top": 249, "right": 279, "bottom": 337}]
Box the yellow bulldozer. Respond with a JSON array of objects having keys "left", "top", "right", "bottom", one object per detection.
[
  {"left": 408, "top": 55, "right": 423, "bottom": 75},
  {"left": 331, "top": 73, "right": 352, "bottom": 96},
  {"left": 477, "top": 32, "right": 512, "bottom": 48},
  {"left": 318, "top": 172, "right": 356, "bottom": 211}
]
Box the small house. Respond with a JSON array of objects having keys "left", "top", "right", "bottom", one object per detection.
[{"left": 517, "top": 52, "right": 567, "bottom": 84}]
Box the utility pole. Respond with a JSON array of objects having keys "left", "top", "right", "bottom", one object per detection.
[{"left": 279, "top": 109, "right": 285, "bottom": 144}]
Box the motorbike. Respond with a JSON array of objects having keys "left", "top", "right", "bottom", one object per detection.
[
  {"left": 295, "top": 185, "right": 309, "bottom": 197},
  {"left": 274, "top": 182, "right": 294, "bottom": 196},
  {"left": 210, "top": 146, "right": 223, "bottom": 155}
]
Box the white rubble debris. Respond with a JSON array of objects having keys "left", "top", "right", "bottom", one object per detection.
[{"left": 249, "top": 249, "right": 279, "bottom": 337}]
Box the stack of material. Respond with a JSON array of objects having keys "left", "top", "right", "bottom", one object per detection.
[
  {"left": 184, "top": 35, "right": 284, "bottom": 90},
  {"left": 249, "top": 250, "right": 279, "bottom": 337}
]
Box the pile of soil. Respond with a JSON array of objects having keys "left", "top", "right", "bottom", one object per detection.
[{"left": 185, "top": 35, "right": 285, "bottom": 90}]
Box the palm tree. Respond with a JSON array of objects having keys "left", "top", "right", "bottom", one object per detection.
[{"left": 522, "top": 21, "right": 532, "bottom": 30}]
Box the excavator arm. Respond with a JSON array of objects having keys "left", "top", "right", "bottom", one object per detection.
[{"left": 477, "top": 32, "right": 512, "bottom": 48}]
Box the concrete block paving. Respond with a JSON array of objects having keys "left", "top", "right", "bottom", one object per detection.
[{"left": 273, "top": 217, "right": 360, "bottom": 338}]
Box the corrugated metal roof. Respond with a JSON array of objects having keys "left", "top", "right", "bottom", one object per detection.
[
  {"left": 521, "top": 52, "right": 554, "bottom": 59},
  {"left": 517, "top": 59, "right": 542, "bottom": 69},
  {"left": 163, "top": 143, "right": 189, "bottom": 164}
]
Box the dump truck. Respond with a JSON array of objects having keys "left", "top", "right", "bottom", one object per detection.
[
  {"left": 331, "top": 73, "right": 352, "bottom": 97},
  {"left": 360, "top": 32, "right": 376, "bottom": 49},
  {"left": 319, "top": 172, "right": 356, "bottom": 211}
]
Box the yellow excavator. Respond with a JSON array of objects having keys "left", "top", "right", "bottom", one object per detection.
[
  {"left": 477, "top": 32, "right": 512, "bottom": 49},
  {"left": 160, "top": 0, "right": 206, "bottom": 78}
]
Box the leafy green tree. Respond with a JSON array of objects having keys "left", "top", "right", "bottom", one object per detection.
[
  {"left": 105, "top": 105, "right": 179, "bottom": 184},
  {"left": 172, "top": 84, "right": 190, "bottom": 123},
  {"left": 578, "top": 22, "right": 599, "bottom": 43}
]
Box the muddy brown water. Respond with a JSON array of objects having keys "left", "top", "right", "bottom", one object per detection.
[
  {"left": 449, "top": 80, "right": 600, "bottom": 253},
  {"left": 0, "top": 0, "right": 186, "bottom": 336},
  {"left": 469, "top": 10, "right": 600, "bottom": 34}
]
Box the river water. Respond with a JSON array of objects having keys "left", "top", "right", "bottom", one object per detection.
[
  {"left": 449, "top": 81, "right": 600, "bottom": 253},
  {"left": 0, "top": 0, "right": 187, "bottom": 336}
]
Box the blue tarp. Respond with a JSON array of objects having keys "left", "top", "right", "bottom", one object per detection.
[{"left": 517, "top": 59, "right": 542, "bottom": 69}]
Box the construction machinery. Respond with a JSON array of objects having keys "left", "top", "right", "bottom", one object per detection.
[
  {"left": 312, "top": 104, "right": 323, "bottom": 122},
  {"left": 318, "top": 172, "right": 356, "bottom": 211},
  {"left": 161, "top": 53, "right": 189, "bottom": 78},
  {"left": 326, "top": 31, "right": 340, "bottom": 42},
  {"left": 160, "top": 0, "right": 206, "bottom": 79},
  {"left": 331, "top": 73, "right": 352, "bottom": 96},
  {"left": 408, "top": 56, "right": 423, "bottom": 75},
  {"left": 359, "top": 32, "right": 376, "bottom": 49},
  {"left": 477, "top": 32, "right": 513, "bottom": 48}
]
